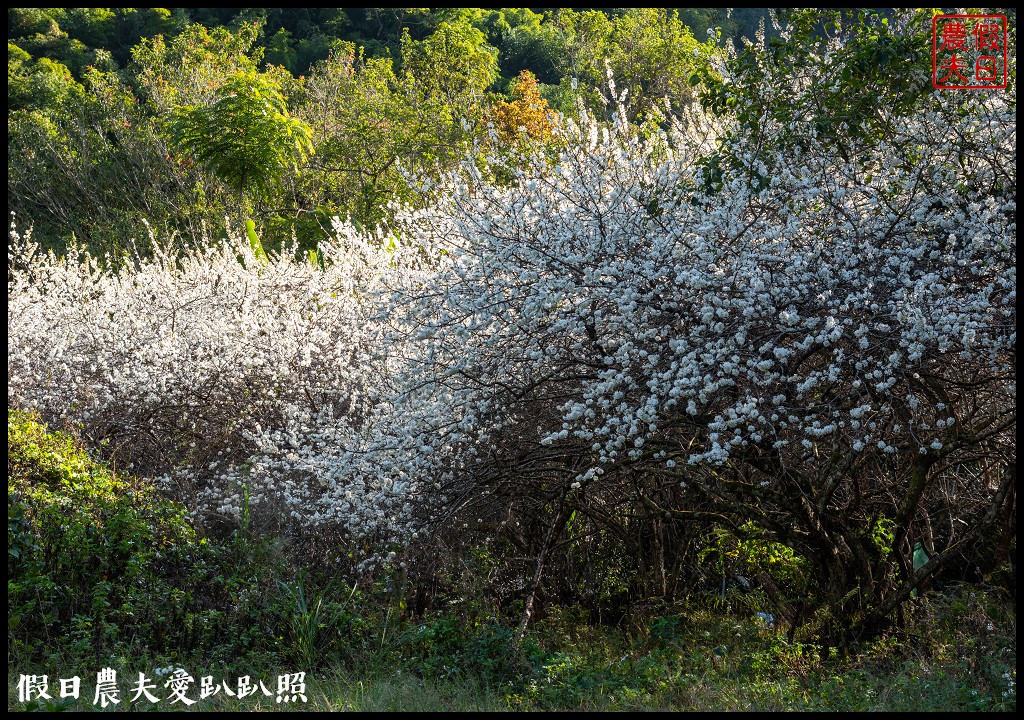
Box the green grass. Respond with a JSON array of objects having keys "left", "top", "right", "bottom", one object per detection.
[
  {"left": 7, "top": 410, "right": 1016, "bottom": 712},
  {"left": 8, "top": 634, "right": 1017, "bottom": 712},
  {"left": 9, "top": 667, "right": 514, "bottom": 712},
  {"left": 9, "top": 597, "right": 1015, "bottom": 712}
]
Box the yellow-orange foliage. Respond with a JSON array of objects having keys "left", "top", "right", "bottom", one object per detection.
[{"left": 490, "top": 70, "right": 557, "bottom": 146}]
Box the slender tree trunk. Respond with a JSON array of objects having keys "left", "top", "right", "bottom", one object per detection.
[{"left": 516, "top": 493, "right": 569, "bottom": 642}]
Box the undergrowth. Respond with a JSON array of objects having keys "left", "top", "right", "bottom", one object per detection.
[{"left": 8, "top": 411, "right": 1016, "bottom": 711}]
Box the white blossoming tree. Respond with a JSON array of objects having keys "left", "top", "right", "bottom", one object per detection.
[
  {"left": 7, "top": 220, "right": 423, "bottom": 536},
  {"left": 283, "top": 10, "right": 1011, "bottom": 639}
]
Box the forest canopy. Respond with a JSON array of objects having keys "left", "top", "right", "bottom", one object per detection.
[{"left": 8, "top": 7, "right": 782, "bottom": 253}]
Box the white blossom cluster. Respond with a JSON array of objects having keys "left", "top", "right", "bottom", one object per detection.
[
  {"left": 8, "top": 219, "right": 428, "bottom": 532},
  {"left": 229, "top": 85, "right": 1014, "bottom": 545},
  {"left": 8, "top": 71, "right": 1015, "bottom": 550}
]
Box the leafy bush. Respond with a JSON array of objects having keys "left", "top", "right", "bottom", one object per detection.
[
  {"left": 393, "top": 614, "right": 532, "bottom": 684},
  {"left": 8, "top": 410, "right": 227, "bottom": 664}
]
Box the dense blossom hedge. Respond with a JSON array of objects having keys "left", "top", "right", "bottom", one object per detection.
[
  {"left": 8, "top": 221, "right": 421, "bottom": 532},
  {"left": 8, "top": 18, "right": 1015, "bottom": 635}
]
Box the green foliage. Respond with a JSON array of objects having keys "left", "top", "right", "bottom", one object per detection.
[
  {"left": 8, "top": 10, "right": 95, "bottom": 78},
  {"left": 9, "top": 8, "right": 186, "bottom": 72},
  {"left": 8, "top": 20, "right": 287, "bottom": 256},
  {"left": 542, "top": 9, "right": 720, "bottom": 119},
  {"left": 4, "top": 410, "right": 331, "bottom": 673},
  {"left": 7, "top": 44, "right": 84, "bottom": 112},
  {"left": 131, "top": 21, "right": 264, "bottom": 113},
  {"left": 870, "top": 517, "right": 896, "bottom": 557},
  {"left": 8, "top": 62, "right": 224, "bottom": 256},
  {"left": 698, "top": 523, "right": 809, "bottom": 616},
  {"left": 5, "top": 418, "right": 1015, "bottom": 711},
  {"left": 7, "top": 410, "right": 222, "bottom": 664},
  {"left": 112, "top": 9, "right": 189, "bottom": 65},
  {"left": 7, "top": 8, "right": 731, "bottom": 254},
  {"left": 487, "top": 8, "right": 564, "bottom": 86},
  {"left": 734, "top": 525, "right": 808, "bottom": 587},
  {"left": 275, "top": 575, "right": 357, "bottom": 668},
  {"left": 400, "top": 16, "right": 498, "bottom": 106},
  {"left": 393, "top": 613, "right": 533, "bottom": 685},
  {"left": 292, "top": 43, "right": 479, "bottom": 230},
  {"left": 51, "top": 8, "right": 118, "bottom": 52},
  {"left": 244, "top": 218, "right": 269, "bottom": 262},
  {"left": 8, "top": 8, "right": 59, "bottom": 39},
  {"left": 168, "top": 70, "right": 312, "bottom": 201},
  {"left": 605, "top": 9, "right": 706, "bottom": 115},
  {"left": 699, "top": 9, "right": 936, "bottom": 169},
  {"left": 265, "top": 27, "right": 298, "bottom": 74}
]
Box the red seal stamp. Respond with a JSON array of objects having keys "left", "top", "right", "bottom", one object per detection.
[{"left": 933, "top": 14, "right": 1008, "bottom": 89}]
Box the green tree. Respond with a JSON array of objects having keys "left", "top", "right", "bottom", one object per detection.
[
  {"left": 8, "top": 43, "right": 84, "bottom": 112},
  {"left": 131, "top": 21, "right": 264, "bottom": 113},
  {"left": 547, "top": 8, "right": 612, "bottom": 103},
  {"left": 289, "top": 33, "right": 493, "bottom": 233},
  {"left": 8, "top": 64, "right": 214, "bottom": 256},
  {"left": 7, "top": 8, "right": 58, "bottom": 38},
  {"left": 265, "top": 27, "right": 298, "bottom": 74},
  {"left": 169, "top": 70, "right": 313, "bottom": 203},
  {"left": 488, "top": 8, "right": 565, "bottom": 86},
  {"left": 54, "top": 8, "right": 118, "bottom": 50},
  {"left": 696, "top": 8, "right": 940, "bottom": 189},
  {"left": 400, "top": 17, "right": 498, "bottom": 107},
  {"left": 606, "top": 9, "right": 706, "bottom": 116},
  {"left": 107, "top": 8, "right": 186, "bottom": 66},
  {"left": 547, "top": 9, "right": 717, "bottom": 120},
  {"left": 10, "top": 10, "right": 94, "bottom": 78},
  {"left": 294, "top": 33, "right": 342, "bottom": 76}
]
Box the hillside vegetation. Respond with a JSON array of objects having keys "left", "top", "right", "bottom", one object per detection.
[{"left": 7, "top": 7, "right": 1016, "bottom": 712}]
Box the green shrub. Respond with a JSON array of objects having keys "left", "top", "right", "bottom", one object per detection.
[
  {"left": 8, "top": 410, "right": 236, "bottom": 665},
  {"left": 391, "top": 612, "right": 534, "bottom": 685}
]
